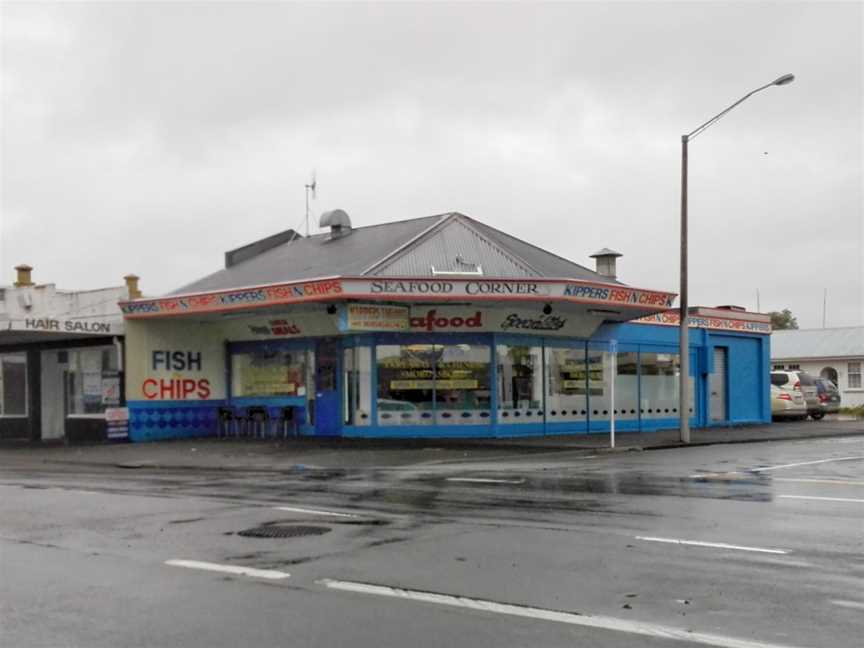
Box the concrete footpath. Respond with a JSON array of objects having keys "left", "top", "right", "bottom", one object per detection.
[{"left": 1, "top": 418, "right": 861, "bottom": 472}]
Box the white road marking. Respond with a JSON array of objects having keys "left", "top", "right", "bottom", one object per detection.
[
  {"left": 274, "top": 506, "right": 358, "bottom": 518},
  {"left": 749, "top": 456, "right": 864, "bottom": 473},
  {"left": 779, "top": 495, "right": 864, "bottom": 504},
  {"left": 831, "top": 599, "right": 864, "bottom": 610},
  {"left": 446, "top": 477, "right": 525, "bottom": 484},
  {"left": 317, "top": 578, "right": 806, "bottom": 648},
  {"left": 635, "top": 536, "right": 788, "bottom": 555},
  {"left": 165, "top": 559, "right": 290, "bottom": 580},
  {"left": 773, "top": 478, "right": 864, "bottom": 486}
]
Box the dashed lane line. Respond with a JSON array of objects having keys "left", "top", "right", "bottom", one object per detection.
[
  {"left": 274, "top": 506, "right": 359, "bottom": 518},
  {"left": 446, "top": 478, "right": 526, "bottom": 484},
  {"left": 772, "top": 478, "right": 864, "bottom": 486},
  {"left": 317, "top": 578, "right": 808, "bottom": 648},
  {"left": 831, "top": 599, "right": 864, "bottom": 610},
  {"left": 749, "top": 456, "right": 864, "bottom": 473},
  {"left": 635, "top": 536, "right": 789, "bottom": 555},
  {"left": 165, "top": 559, "right": 290, "bottom": 580},
  {"left": 779, "top": 495, "right": 864, "bottom": 504}
]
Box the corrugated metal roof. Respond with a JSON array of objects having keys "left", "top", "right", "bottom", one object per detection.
[
  {"left": 771, "top": 326, "right": 864, "bottom": 359},
  {"left": 171, "top": 214, "right": 445, "bottom": 294},
  {"left": 170, "top": 212, "right": 615, "bottom": 295}
]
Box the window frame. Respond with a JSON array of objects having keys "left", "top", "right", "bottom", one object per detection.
[
  {"left": 64, "top": 346, "right": 119, "bottom": 419},
  {"left": 0, "top": 352, "right": 28, "bottom": 418},
  {"left": 848, "top": 361, "right": 862, "bottom": 389}
]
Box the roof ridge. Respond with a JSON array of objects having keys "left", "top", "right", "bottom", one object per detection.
[{"left": 775, "top": 325, "right": 864, "bottom": 332}]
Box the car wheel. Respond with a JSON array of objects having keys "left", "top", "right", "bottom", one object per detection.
[{"left": 810, "top": 411, "right": 825, "bottom": 421}]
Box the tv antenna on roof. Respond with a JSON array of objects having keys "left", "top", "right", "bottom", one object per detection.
[{"left": 304, "top": 171, "right": 317, "bottom": 236}]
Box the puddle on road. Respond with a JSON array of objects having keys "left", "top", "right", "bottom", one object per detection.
[{"left": 415, "top": 472, "right": 774, "bottom": 503}]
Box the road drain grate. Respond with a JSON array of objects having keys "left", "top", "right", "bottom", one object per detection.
[{"left": 238, "top": 525, "right": 331, "bottom": 539}]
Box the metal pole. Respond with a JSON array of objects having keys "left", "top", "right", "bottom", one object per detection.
[
  {"left": 823, "top": 288, "right": 827, "bottom": 328},
  {"left": 679, "top": 134, "right": 690, "bottom": 444},
  {"left": 610, "top": 348, "right": 616, "bottom": 449}
]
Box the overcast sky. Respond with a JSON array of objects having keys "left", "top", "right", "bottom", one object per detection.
[{"left": 2, "top": 1, "right": 862, "bottom": 328}]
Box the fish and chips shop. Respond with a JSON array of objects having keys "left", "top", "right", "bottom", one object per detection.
[{"left": 120, "top": 211, "right": 772, "bottom": 441}]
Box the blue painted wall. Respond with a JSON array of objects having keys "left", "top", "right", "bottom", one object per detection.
[{"left": 127, "top": 323, "right": 771, "bottom": 441}]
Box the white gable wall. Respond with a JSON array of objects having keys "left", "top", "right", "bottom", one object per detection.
[{"left": 371, "top": 216, "right": 538, "bottom": 277}]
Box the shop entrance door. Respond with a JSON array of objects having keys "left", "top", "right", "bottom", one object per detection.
[
  {"left": 40, "top": 350, "right": 64, "bottom": 440},
  {"left": 709, "top": 347, "right": 728, "bottom": 422},
  {"left": 314, "top": 339, "right": 340, "bottom": 436}
]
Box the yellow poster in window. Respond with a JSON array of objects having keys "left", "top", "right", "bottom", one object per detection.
[{"left": 390, "top": 379, "right": 478, "bottom": 390}]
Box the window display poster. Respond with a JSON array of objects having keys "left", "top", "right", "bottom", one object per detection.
[
  {"left": 101, "top": 372, "right": 121, "bottom": 406},
  {"left": 83, "top": 371, "right": 103, "bottom": 403}
]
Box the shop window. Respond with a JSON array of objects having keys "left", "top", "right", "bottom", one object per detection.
[
  {"left": 849, "top": 362, "right": 862, "bottom": 389},
  {"left": 376, "top": 344, "right": 490, "bottom": 426},
  {"left": 377, "top": 344, "right": 436, "bottom": 426},
  {"left": 0, "top": 353, "right": 28, "bottom": 417},
  {"left": 640, "top": 353, "right": 679, "bottom": 418},
  {"left": 66, "top": 347, "right": 119, "bottom": 416},
  {"left": 589, "top": 351, "right": 640, "bottom": 421},
  {"left": 545, "top": 346, "right": 588, "bottom": 422},
  {"left": 231, "top": 349, "right": 308, "bottom": 398},
  {"left": 496, "top": 345, "right": 543, "bottom": 423},
  {"left": 435, "top": 344, "right": 490, "bottom": 426},
  {"left": 343, "top": 347, "right": 372, "bottom": 426}
]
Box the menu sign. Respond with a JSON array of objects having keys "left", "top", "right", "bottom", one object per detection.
[{"left": 342, "top": 304, "right": 409, "bottom": 332}]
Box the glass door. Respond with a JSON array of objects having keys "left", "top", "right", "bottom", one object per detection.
[{"left": 314, "top": 339, "right": 340, "bottom": 436}]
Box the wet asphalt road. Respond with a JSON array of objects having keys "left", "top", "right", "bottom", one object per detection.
[{"left": 1, "top": 435, "right": 863, "bottom": 648}]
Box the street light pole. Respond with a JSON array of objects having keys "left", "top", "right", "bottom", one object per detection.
[
  {"left": 680, "top": 133, "right": 690, "bottom": 443},
  {"left": 678, "top": 73, "right": 794, "bottom": 444}
]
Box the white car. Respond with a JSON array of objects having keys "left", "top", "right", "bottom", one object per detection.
[
  {"left": 770, "top": 370, "right": 820, "bottom": 419},
  {"left": 770, "top": 383, "right": 807, "bottom": 420}
]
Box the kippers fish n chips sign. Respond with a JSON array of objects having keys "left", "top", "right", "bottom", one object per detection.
[
  {"left": 635, "top": 311, "right": 772, "bottom": 334},
  {"left": 121, "top": 277, "right": 676, "bottom": 319}
]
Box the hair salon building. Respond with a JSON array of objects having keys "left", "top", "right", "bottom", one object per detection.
[
  {"left": 0, "top": 265, "right": 140, "bottom": 443},
  {"left": 120, "top": 212, "right": 772, "bottom": 441}
]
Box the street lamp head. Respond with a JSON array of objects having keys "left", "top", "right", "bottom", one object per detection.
[{"left": 773, "top": 73, "right": 795, "bottom": 86}]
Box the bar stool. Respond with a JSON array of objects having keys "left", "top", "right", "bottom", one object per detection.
[
  {"left": 280, "top": 407, "right": 296, "bottom": 439},
  {"left": 217, "top": 407, "right": 235, "bottom": 439},
  {"left": 246, "top": 406, "right": 269, "bottom": 439}
]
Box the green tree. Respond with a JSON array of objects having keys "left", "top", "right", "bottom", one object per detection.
[{"left": 768, "top": 309, "right": 798, "bottom": 330}]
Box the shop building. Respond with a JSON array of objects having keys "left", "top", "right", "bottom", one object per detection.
[
  {"left": 120, "top": 212, "right": 772, "bottom": 441},
  {"left": 0, "top": 265, "right": 137, "bottom": 443}
]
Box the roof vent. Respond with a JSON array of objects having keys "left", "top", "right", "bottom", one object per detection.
[
  {"left": 319, "top": 209, "right": 352, "bottom": 239},
  {"left": 224, "top": 229, "right": 302, "bottom": 268},
  {"left": 589, "top": 248, "right": 622, "bottom": 280}
]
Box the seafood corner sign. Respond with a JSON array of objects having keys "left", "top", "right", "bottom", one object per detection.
[{"left": 120, "top": 277, "right": 676, "bottom": 319}]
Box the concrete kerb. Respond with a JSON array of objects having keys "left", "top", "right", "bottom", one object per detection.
[{"left": 2, "top": 422, "right": 862, "bottom": 474}]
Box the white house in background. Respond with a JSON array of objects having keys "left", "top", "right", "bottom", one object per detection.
[{"left": 771, "top": 326, "right": 864, "bottom": 408}]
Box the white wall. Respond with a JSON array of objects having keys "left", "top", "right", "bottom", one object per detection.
[
  {"left": 0, "top": 283, "right": 126, "bottom": 323},
  {"left": 125, "top": 318, "right": 226, "bottom": 402}
]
